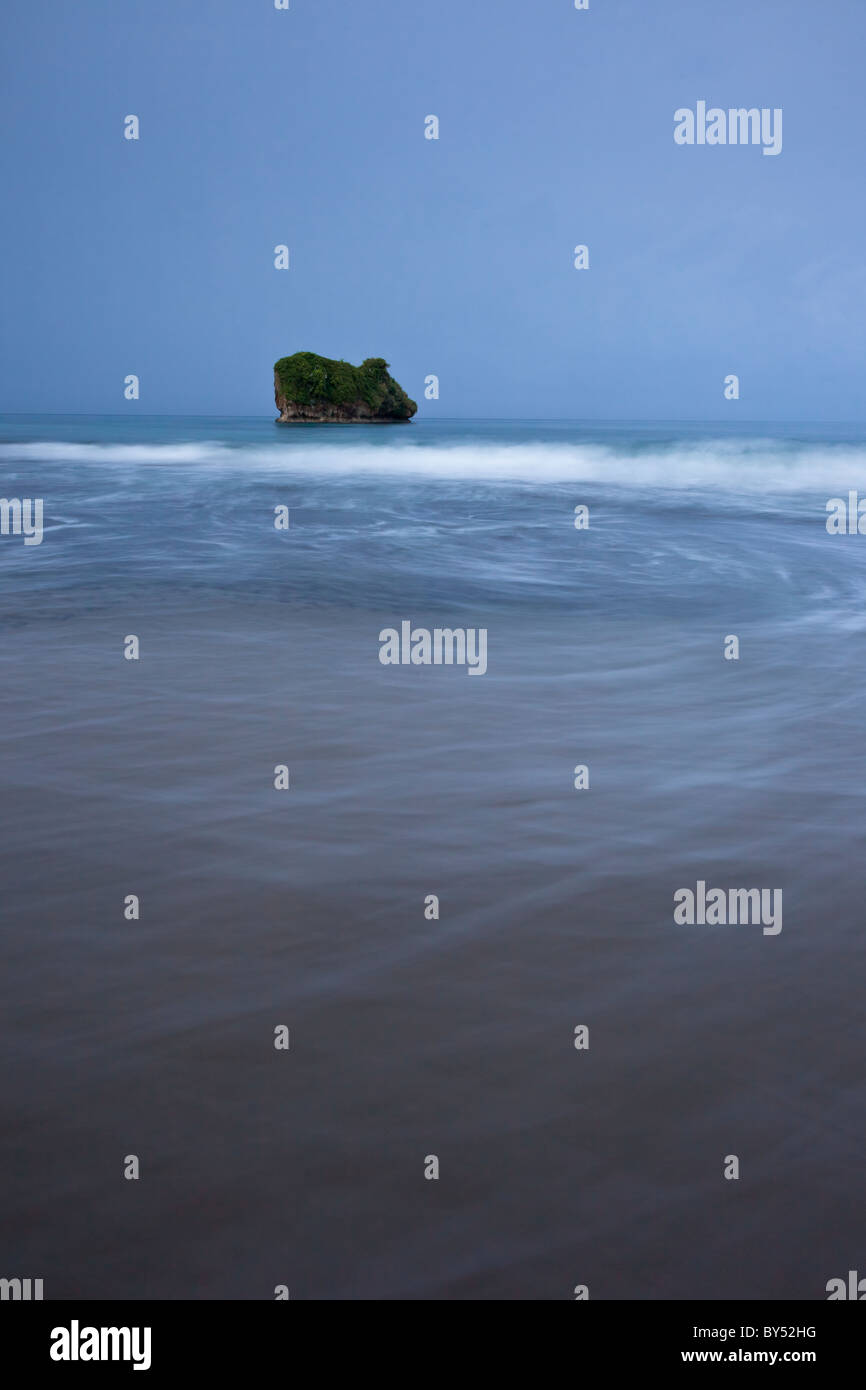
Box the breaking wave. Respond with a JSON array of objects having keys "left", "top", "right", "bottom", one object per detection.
[{"left": 3, "top": 436, "right": 866, "bottom": 491}]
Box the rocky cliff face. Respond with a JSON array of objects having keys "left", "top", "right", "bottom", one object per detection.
[
  {"left": 274, "top": 389, "right": 405, "bottom": 423},
  {"left": 274, "top": 352, "right": 417, "bottom": 423}
]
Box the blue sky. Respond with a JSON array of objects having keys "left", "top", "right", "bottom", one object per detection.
[{"left": 2, "top": 0, "right": 865, "bottom": 419}]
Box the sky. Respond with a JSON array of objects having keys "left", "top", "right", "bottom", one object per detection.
[{"left": 2, "top": 0, "right": 866, "bottom": 420}]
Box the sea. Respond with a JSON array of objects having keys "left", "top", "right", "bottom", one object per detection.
[{"left": 1, "top": 414, "right": 864, "bottom": 1299}]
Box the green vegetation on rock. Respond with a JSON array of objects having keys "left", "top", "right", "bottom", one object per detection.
[{"left": 274, "top": 352, "right": 417, "bottom": 421}]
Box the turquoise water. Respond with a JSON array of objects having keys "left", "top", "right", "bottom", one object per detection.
[{"left": 1, "top": 415, "right": 865, "bottom": 1298}]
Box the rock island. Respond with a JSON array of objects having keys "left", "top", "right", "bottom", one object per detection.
[{"left": 274, "top": 352, "right": 417, "bottom": 423}]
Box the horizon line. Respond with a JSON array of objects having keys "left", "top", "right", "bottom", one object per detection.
[{"left": 3, "top": 412, "right": 866, "bottom": 427}]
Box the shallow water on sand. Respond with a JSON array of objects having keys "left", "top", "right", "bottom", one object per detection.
[{"left": 1, "top": 416, "right": 865, "bottom": 1298}]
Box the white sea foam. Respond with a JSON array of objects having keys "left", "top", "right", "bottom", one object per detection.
[
  {"left": 0, "top": 442, "right": 219, "bottom": 466},
  {"left": 2, "top": 437, "right": 866, "bottom": 491}
]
